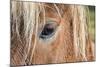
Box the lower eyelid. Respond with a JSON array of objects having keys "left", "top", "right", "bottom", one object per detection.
[{"left": 39, "top": 31, "right": 56, "bottom": 39}]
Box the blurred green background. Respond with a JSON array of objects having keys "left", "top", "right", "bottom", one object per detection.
[{"left": 88, "top": 6, "right": 95, "bottom": 42}]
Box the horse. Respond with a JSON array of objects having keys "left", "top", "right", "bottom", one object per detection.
[{"left": 11, "top": 1, "right": 95, "bottom": 66}]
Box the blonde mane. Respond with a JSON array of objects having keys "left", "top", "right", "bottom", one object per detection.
[{"left": 11, "top": 1, "right": 94, "bottom": 66}]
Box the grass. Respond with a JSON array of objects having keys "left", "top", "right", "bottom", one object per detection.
[{"left": 88, "top": 8, "right": 95, "bottom": 42}]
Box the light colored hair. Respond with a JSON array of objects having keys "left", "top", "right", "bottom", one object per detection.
[{"left": 11, "top": 1, "right": 94, "bottom": 66}]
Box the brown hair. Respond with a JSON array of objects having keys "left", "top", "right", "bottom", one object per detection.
[{"left": 11, "top": 1, "right": 95, "bottom": 66}]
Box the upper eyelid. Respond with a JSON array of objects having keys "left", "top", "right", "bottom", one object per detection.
[
  {"left": 46, "top": 18, "right": 60, "bottom": 23},
  {"left": 46, "top": 19, "right": 56, "bottom": 23}
]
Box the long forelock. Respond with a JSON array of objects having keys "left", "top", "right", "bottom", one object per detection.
[{"left": 11, "top": 1, "right": 89, "bottom": 64}]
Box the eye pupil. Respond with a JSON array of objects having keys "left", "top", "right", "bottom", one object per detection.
[
  {"left": 39, "top": 23, "right": 56, "bottom": 39},
  {"left": 42, "top": 25, "right": 54, "bottom": 36}
]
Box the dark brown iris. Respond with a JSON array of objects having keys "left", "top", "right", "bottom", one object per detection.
[{"left": 39, "top": 22, "right": 57, "bottom": 39}]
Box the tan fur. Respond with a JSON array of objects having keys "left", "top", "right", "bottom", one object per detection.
[{"left": 11, "top": 1, "right": 95, "bottom": 66}]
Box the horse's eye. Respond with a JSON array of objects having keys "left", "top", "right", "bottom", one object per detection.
[{"left": 39, "top": 22, "right": 57, "bottom": 39}]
